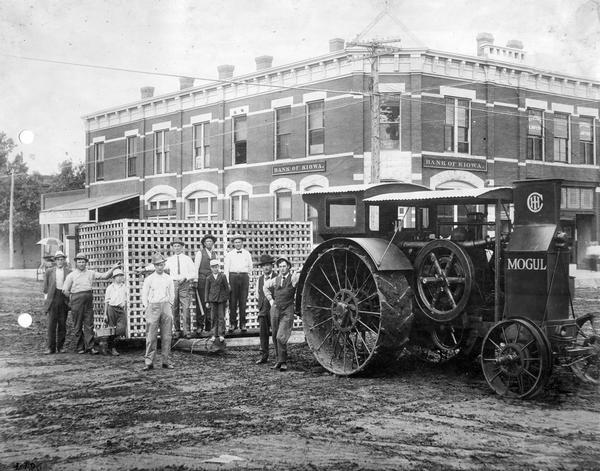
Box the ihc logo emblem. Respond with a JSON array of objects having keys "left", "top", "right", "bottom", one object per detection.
[{"left": 527, "top": 192, "right": 544, "bottom": 213}]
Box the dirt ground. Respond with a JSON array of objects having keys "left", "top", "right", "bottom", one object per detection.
[{"left": 0, "top": 277, "right": 598, "bottom": 471}]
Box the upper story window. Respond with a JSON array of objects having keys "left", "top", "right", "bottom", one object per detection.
[
  {"left": 146, "top": 193, "right": 176, "bottom": 220},
  {"left": 307, "top": 100, "right": 324, "bottom": 155},
  {"left": 154, "top": 130, "right": 170, "bottom": 174},
  {"left": 233, "top": 116, "right": 247, "bottom": 165},
  {"left": 94, "top": 142, "right": 104, "bottom": 181},
  {"left": 445, "top": 98, "right": 470, "bottom": 154},
  {"left": 275, "top": 189, "right": 292, "bottom": 220},
  {"left": 553, "top": 113, "right": 569, "bottom": 162},
  {"left": 230, "top": 191, "right": 249, "bottom": 221},
  {"left": 126, "top": 136, "right": 137, "bottom": 177},
  {"left": 380, "top": 99, "right": 400, "bottom": 150},
  {"left": 275, "top": 107, "right": 292, "bottom": 159},
  {"left": 527, "top": 109, "right": 544, "bottom": 161},
  {"left": 193, "top": 122, "right": 210, "bottom": 169},
  {"left": 561, "top": 187, "right": 594, "bottom": 210},
  {"left": 580, "top": 117, "right": 595, "bottom": 165},
  {"left": 186, "top": 191, "right": 217, "bottom": 220}
]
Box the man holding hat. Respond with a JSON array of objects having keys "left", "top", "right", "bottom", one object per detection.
[
  {"left": 63, "top": 253, "right": 121, "bottom": 354},
  {"left": 194, "top": 233, "right": 217, "bottom": 334},
  {"left": 42, "top": 250, "right": 71, "bottom": 354},
  {"left": 224, "top": 234, "right": 253, "bottom": 333},
  {"left": 263, "top": 256, "right": 300, "bottom": 371},
  {"left": 254, "top": 254, "right": 277, "bottom": 364},
  {"left": 141, "top": 253, "right": 175, "bottom": 370},
  {"left": 103, "top": 268, "right": 128, "bottom": 356},
  {"left": 165, "top": 238, "right": 196, "bottom": 338}
]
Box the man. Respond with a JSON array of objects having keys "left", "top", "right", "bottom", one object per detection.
[
  {"left": 63, "top": 253, "right": 120, "bottom": 354},
  {"left": 194, "top": 234, "right": 217, "bottom": 334},
  {"left": 103, "top": 268, "right": 128, "bottom": 356},
  {"left": 254, "top": 254, "right": 276, "bottom": 364},
  {"left": 141, "top": 253, "right": 175, "bottom": 370},
  {"left": 42, "top": 250, "right": 71, "bottom": 354},
  {"left": 224, "top": 234, "right": 253, "bottom": 333},
  {"left": 204, "top": 258, "right": 230, "bottom": 342},
  {"left": 165, "top": 238, "right": 195, "bottom": 339},
  {"left": 263, "top": 257, "right": 300, "bottom": 372}
]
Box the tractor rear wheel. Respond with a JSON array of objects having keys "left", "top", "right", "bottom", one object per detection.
[
  {"left": 570, "top": 313, "right": 600, "bottom": 384},
  {"left": 301, "top": 244, "right": 412, "bottom": 375}
]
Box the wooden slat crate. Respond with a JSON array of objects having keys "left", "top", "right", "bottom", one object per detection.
[{"left": 77, "top": 219, "right": 313, "bottom": 338}]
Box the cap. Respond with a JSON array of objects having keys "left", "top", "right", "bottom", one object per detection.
[
  {"left": 53, "top": 250, "right": 66, "bottom": 259},
  {"left": 209, "top": 259, "right": 220, "bottom": 266},
  {"left": 231, "top": 233, "right": 245, "bottom": 242},
  {"left": 169, "top": 238, "right": 186, "bottom": 247},
  {"left": 276, "top": 256, "right": 292, "bottom": 267},
  {"left": 151, "top": 253, "right": 166, "bottom": 265},
  {"left": 73, "top": 252, "right": 89, "bottom": 262},
  {"left": 112, "top": 268, "right": 125, "bottom": 277},
  {"left": 258, "top": 254, "right": 275, "bottom": 266}
]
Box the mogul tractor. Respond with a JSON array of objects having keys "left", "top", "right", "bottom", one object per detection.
[{"left": 297, "top": 179, "right": 600, "bottom": 398}]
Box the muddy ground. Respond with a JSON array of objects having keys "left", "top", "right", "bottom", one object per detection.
[{"left": 0, "top": 276, "right": 598, "bottom": 471}]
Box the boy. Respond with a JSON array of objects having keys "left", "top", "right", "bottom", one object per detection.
[
  {"left": 204, "top": 259, "right": 230, "bottom": 342},
  {"left": 103, "top": 268, "right": 128, "bottom": 356}
]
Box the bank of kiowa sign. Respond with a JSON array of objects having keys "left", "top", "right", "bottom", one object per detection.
[{"left": 527, "top": 192, "right": 544, "bottom": 213}]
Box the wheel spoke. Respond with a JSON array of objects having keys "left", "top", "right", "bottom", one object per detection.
[
  {"left": 446, "top": 277, "right": 466, "bottom": 284},
  {"left": 522, "top": 368, "right": 538, "bottom": 380},
  {"left": 357, "top": 310, "right": 381, "bottom": 317},
  {"left": 319, "top": 265, "right": 337, "bottom": 297},
  {"left": 310, "top": 283, "right": 335, "bottom": 303},
  {"left": 314, "top": 329, "right": 334, "bottom": 352},
  {"left": 344, "top": 251, "right": 349, "bottom": 290},
  {"left": 501, "top": 325, "right": 509, "bottom": 344},
  {"left": 443, "top": 253, "right": 456, "bottom": 276},
  {"left": 420, "top": 276, "right": 442, "bottom": 284},
  {"left": 430, "top": 253, "right": 445, "bottom": 276},
  {"left": 354, "top": 327, "right": 374, "bottom": 357},
  {"left": 488, "top": 368, "right": 503, "bottom": 382},
  {"left": 488, "top": 337, "right": 503, "bottom": 351},
  {"left": 357, "top": 291, "right": 378, "bottom": 306},
  {"left": 357, "top": 318, "right": 378, "bottom": 336},
  {"left": 330, "top": 251, "right": 342, "bottom": 292},
  {"left": 442, "top": 286, "right": 457, "bottom": 308},
  {"left": 517, "top": 373, "right": 525, "bottom": 395},
  {"left": 308, "top": 316, "right": 334, "bottom": 331},
  {"left": 349, "top": 334, "right": 361, "bottom": 368}
]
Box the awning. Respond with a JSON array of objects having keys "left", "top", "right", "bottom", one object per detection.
[
  {"left": 364, "top": 187, "right": 513, "bottom": 204},
  {"left": 39, "top": 193, "right": 138, "bottom": 225}
]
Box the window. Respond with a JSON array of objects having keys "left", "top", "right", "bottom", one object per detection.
[
  {"left": 233, "top": 116, "right": 247, "bottom": 164},
  {"left": 146, "top": 194, "right": 176, "bottom": 220},
  {"left": 275, "top": 107, "right": 291, "bottom": 159},
  {"left": 444, "top": 98, "right": 470, "bottom": 153},
  {"left": 126, "top": 136, "right": 136, "bottom": 177},
  {"left": 326, "top": 196, "right": 356, "bottom": 227},
  {"left": 527, "top": 109, "right": 544, "bottom": 160},
  {"left": 380, "top": 99, "right": 400, "bottom": 150},
  {"left": 304, "top": 185, "right": 321, "bottom": 222},
  {"left": 553, "top": 113, "right": 569, "bottom": 162},
  {"left": 230, "top": 191, "right": 249, "bottom": 221},
  {"left": 561, "top": 187, "right": 594, "bottom": 210},
  {"left": 307, "top": 100, "right": 324, "bottom": 155},
  {"left": 275, "top": 189, "right": 292, "bottom": 220},
  {"left": 580, "top": 117, "right": 594, "bottom": 165},
  {"left": 94, "top": 142, "right": 104, "bottom": 181},
  {"left": 193, "top": 122, "right": 210, "bottom": 169},
  {"left": 186, "top": 191, "right": 217, "bottom": 220},
  {"left": 154, "top": 130, "right": 170, "bottom": 174}
]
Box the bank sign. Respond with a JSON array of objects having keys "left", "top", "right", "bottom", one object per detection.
[
  {"left": 422, "top": 156, "right": 487, "bottom": 172},
  {"left": 272, "top": 161, "right": 326, "bottom": 175}
]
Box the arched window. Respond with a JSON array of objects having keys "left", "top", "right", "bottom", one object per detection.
[
  {"left": 186, "top": 191, "right": 217, "bottom": 220},
  {"left": 304, "top": 185, "right": 321, "bottom": 221},
  {"left": 275, "top": 189, "right": 292, "bottom": 221},
  {"left": 146, "top": 193, "right": 176, "bottom": 220},
  {"left": 230, "top": 191, "right": 249, "bottom": 221}
]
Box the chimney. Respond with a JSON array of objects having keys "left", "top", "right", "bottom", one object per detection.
[
  {"left": 140, "top": 86, "right": 155, "bottom": 99},
  {"left": 506, "top": 39, "right": 524, "bottom": 50},
  {"left": 329, "top": 38, "right": 345, "bottom": 52},
  {"left": 476, "top": 32, "right": 494, "bottom": 57},
  {"left": 179, "top": 77, "right": 194, "bottom": 90},
  {"left": 255, "top": 55, "right": 273, "bottom": 71},
  {"left": 217, "top": 64, "right": 235, "bottom": 80}
]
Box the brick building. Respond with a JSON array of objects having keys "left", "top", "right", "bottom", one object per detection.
[{"left": 40, "top": 34, "right": 600, "bottom": 267}]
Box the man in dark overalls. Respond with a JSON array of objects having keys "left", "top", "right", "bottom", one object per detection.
[
  {"left": 254, "top": 254, "right": 276, "bottom": 364},
  {"left": 194, "top": 234, "right": 217, "bottom": 335}
]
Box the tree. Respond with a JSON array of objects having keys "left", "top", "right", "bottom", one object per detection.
[{"left": 48, "top": 159, "right": 86, "bottom": 192}]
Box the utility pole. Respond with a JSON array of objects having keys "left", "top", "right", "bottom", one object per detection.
[{"left": 8, "top": 168, "right": 14, "bottom": 269}]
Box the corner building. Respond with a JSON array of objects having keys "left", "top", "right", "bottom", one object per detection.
[{"left": 41, "top": 35, "right": 600, "bottom": 267}]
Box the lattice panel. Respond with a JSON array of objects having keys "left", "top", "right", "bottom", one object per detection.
[{"left": 77, "top": 219, "right": 313, "bottom": 338}]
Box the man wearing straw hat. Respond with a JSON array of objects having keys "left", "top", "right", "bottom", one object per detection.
[
  {"left": 63, "top": 253, "right": 121, "bottom": 354},
  {"left": 42, "top": 250, "right": 71, "bottom": 354},
  {"left": 224, "top": 233, "right": 253, "bottom": 333},
  {"left": 103, "top": 268, "right": 128, "bottom": 356},
  {"left": 254, "top": 254, "right": 276, "bottom": 364},
  {"left": 165, "top": 238, "right": 195, "bottom": 339},
  {"left": 194, "top": 233, "right": 217, "bottom": 335}
]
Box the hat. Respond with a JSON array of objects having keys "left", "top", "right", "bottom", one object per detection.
[
  {"left": 276, "top": 256, "right": 292, "bottom": 267},
  {"left": 43, "top": 255, "right": 55, "bottom": 261},
  {"left": 231, "top": 233, "right": 245, "bottom": 242},
  {"left": 258, "top": 254, "right": 275, "bottom": 266},
  {"left": 201, "top": 234, "right": 217, "bottom": 246},
  {"left": 74, "top": 252, "right": 89, "bottom": 262},
  {"left": 169, "top": 238, "right": 186, "bottom": 247},
  {"left": 112, "top": 268, "right": 125, "bottom": 277},
  {"left": 209, "top": 259, "right": 220, "bottom": 267},
  {"left": 53, "top": 250, "right": 66, "bottom": 259},
  {"left": 151, "top": 253, "right": 166, "bottom": 265}
]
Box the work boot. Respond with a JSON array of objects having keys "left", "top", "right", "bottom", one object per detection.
[{"left": 110, "top": 348, "right": 120, "bottom": 356}]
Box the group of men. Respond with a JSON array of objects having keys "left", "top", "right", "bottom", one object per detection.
[{"left": 42, "top": 233, "right": 301, "bottom": 372}]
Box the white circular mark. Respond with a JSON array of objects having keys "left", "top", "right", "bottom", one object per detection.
[
  {"left": 18, "top": 313, "right": 33, "bottom": 328},
  {"left": 18, "top": 130, "right": 35, "bottom": 145}
]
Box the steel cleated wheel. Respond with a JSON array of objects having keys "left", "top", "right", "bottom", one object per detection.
[
  {"left": 570, "top": 313, "right": 600, "bottom": 384},
  {"left": 480, "top": 318, "right": 551, "bottom": 399},
  {"left": 301, "top": 243, "right": 412, "bottom": 375},
  {"left": 414, "top": 240, "right": 474, "bottom": 323}
]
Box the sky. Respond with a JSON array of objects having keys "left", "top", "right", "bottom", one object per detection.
[{"left": 1, "top": 0, "right": 598, "bottom": 175}]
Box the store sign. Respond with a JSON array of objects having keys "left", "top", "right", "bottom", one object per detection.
[
  {"left": 273, "top": 161, "right": 326, "bottom": 175},
  {"left": 422, "top": 156, "right": 487, "bottom": 172}
]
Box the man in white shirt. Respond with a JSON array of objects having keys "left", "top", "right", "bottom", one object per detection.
[
  {"left": 165, "top": 238, "right": 196, "bottom": 339},
  {"left": 224, "top": 234, "right": 253, "bottom": 333},
  {"left": 42, "top": 250, "right": 71, "bottom": 354},
  {"left": 141, "top": 253, "right": 175, "bottom": 371}
]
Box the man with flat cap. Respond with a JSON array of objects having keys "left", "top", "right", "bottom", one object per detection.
[
  {"left": 165, "top": 238, "right": 196, "bottom": 338},
  {"left": 42, "top": 250, "right": 71, "bottom": 354},
  {"left": 194, "top": 233, "right": 217, "bottom": 335},
  {"left": 254, "top": 254, "right": 277, "bottom": 364},
  {"left": 63, "top": 253, "right": 121, "bottom": 354},
  {"left": 224, "top": 234, "right": 253, "bottom": 333},
  {"left": 263, "top": 256, "right": 300, "bottom": 371}
]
